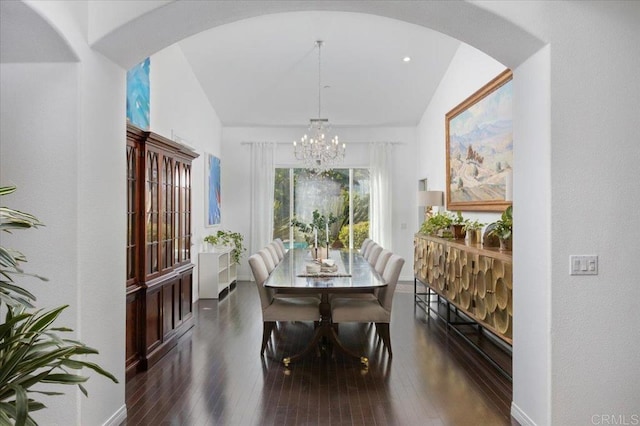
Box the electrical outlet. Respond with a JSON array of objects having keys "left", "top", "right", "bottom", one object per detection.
[{"left": 570, "top": 255, "right": 598, "bottom": 275}]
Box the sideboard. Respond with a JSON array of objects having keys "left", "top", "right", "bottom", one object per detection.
[{"left": 414, "top": 233, "right": 513, "bottom": 372}]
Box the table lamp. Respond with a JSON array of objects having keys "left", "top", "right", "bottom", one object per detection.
[{"left": 417, "top": 190, "right": 444, "bottom": 221}]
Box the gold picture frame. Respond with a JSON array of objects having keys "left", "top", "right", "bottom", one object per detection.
[{"left": 445, "top": 69, "right": 513, "bottom": 211}]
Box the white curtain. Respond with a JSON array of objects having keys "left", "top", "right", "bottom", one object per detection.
[
  {"left": 369, "top": 142, "right": 394, "bottom": 250},
  {"left": 250, "top": 142, "right": 276, "bottom": 255}
]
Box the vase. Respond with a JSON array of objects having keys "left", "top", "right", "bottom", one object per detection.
[
  {"left": 466, "top": 229, "right": 483, "bottom": 245},
  {"left": 499, "top": 238, "right": 512, "bottom": 251},
  {"left": 451, "top": 224, "right": 466, "bottom": 239}
]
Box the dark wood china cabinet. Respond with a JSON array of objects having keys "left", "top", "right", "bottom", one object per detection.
[{"left": 126, "top": 124, "right": 198, "bottom": 379}]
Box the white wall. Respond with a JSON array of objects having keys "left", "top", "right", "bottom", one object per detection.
[
  {"left": 480, "top": 1, "right": 640, "bottom": 424},
  {"left": 1, "top": 1, "right": 127, "bottom": 425},
  {"left": 511, "top": 46, "right": 551, "bottom": 426},
  {"left": 223, "top": 126, "right": 417, "bottom": 281},
  {"left": 1, "top": 63, "right": 81, "bottom": 424},
  {"left": 149, "top": 43, "right": 223, "bottom": 299}
]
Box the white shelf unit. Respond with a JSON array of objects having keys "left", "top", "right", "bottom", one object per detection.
[{"left": 198, "top": 248, "right": 237, "bottom": 299}]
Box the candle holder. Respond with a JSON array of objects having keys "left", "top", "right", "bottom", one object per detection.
[{"left": 311, "top": 247, "right": 328, "bottom": 261}]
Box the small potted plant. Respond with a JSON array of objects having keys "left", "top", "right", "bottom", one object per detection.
[
  {"left": 419, "top": 211, "right": 453, "bottom": 237},
  {"left": 450, "top": 211, "right": 468, "bottom": 239},
  {"left": 463, "top": 219, "right": 485, "bottom": 244},
  {"left": 489, "top": 206, "right": 513, "bottom": 250},
  {"left": 204, "top": 230, "right": 246, "bottom": 265}
]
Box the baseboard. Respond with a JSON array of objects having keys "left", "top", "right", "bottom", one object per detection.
[
  {"left": 102, "top": 404, "right": 127, "bottom": 426},
  {"left": 399, "top": 274, "right": 414, "bottom": 283},
  {"left": 511, "top": 402, "right": 536, "bottom": 426},
  {"left": 238, "top": 273, "right": 252, "bottom": 282}
]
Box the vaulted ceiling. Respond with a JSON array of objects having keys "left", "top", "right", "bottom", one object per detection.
[{"left": 177, "top": 11, "right": 460, "bottom": 127}]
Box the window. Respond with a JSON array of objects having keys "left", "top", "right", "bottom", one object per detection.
[{"left": 273, "top": 168, "right": 370, "bottom": 249}]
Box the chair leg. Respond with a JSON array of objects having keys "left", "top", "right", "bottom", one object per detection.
[
  {"left": 261, "top": 322, "right": 275, "bottom": 355},
  {"left": 376, "top": 322, "right": 392, "bottom": 357}
]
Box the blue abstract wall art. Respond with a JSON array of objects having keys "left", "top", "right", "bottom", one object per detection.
[
  {"left": 207, "top": 153, "right": 221, "bottom": 226},
  {"left": 126, "top": 58, "right": 150, "bottom": 129}
]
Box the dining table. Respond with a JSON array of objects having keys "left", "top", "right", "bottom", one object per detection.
[{"left": 263, "top": 247, "right": 387, "bottom": 368}]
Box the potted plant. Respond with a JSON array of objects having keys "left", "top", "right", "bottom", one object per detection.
[
  {"left": 463, "top": 219, "right": 485, "bottom": 244},
  {"left": 204, "top": 230, "right": 246, "bottom": 265},
  {"left": 0, "top": 186, "right": 118, "bottom": 425},
  {"left": 489, "top": 205, "right": 513, "bottom": 250},
  {"left": 450, "top": 211, "right": 469, "bottom": 239},
  {"left": 419, "top": 211, "right": 453, "bottom": 237}
]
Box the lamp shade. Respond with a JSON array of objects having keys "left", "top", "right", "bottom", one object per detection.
[{"left": 417, "top": 190, "right": 444, "bottom": 207}]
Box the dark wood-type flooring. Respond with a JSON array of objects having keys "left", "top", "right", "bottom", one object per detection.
[{"left": 124, "top": 282, "right": 513, "bottom": 425}]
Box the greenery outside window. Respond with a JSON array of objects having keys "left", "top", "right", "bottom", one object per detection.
[{"left": 273, "top": 168, "right": 370, "bottom": 250}]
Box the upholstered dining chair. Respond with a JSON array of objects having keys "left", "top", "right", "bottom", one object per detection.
[
  {"left": 248, "top": 254, "right": 320, "bottom": 355},
  {"left": 359, "top": 238, "right": 372, "bottom": 255},
  {"left": 274, "top": 238, "right": 287, "bottom": 255},
  {"left": 362, "top": 240, "right": 376, "bottom": 258},
  {"left": 266, "top": 244, "right": 281, "bottom": 264},
  {"left": 365, "top": 244, "right": 383, "bottom": 267},
  {"left": 331, "top": 254, "right": 405, "bottom": 357},
  {"left": 374, "top": 249, "right": 393, "bottom": 275},
  {"left": 270, "top": 241, "right": 285, "bottom": 261},
  {"left": 258, "top": 248, "right": 276, "bottom": 273}
]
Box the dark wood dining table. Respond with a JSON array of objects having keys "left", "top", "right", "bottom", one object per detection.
[{"left": 263, "top": 248, "right": 386, "bottom": 367}]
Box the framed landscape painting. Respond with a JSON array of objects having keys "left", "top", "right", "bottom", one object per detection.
[
  {"left": 446, "top": 69, "right": 513, "bottom": 211},
  {"left": 206, "top": 153, "right": 221, "bottom": 226}
]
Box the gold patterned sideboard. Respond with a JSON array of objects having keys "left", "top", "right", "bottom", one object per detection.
[{"left": 414, "top": 233, "right": 513, "bottom": 345}]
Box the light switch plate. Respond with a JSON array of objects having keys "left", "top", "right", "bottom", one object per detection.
[{"left": 570, "top": 255, "right": 598, "bottom": 275}]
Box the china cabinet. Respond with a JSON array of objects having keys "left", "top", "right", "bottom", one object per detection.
[{"left": 126, "top": 124, "right": 198, "bottom": 378}]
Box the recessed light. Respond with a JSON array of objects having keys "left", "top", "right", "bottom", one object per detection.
[{"left": 403, "top": 56, "right": 411, "bottom": 62}]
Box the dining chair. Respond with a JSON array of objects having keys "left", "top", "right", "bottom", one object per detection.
[
  {"left": 359, "top": 238, "right": 372, "bottom": 255},
  {"left": 365, "top": 244, "right": 383, "bottom": 267},
  {"left": 248, "top": 254, "right": 321, "bottom": 355},
  {"left": 374, "top": 249, "right": 392, "bottom": 275},
  {"left": 330, "top": 246, "right": 388, "bottom": 304},
  {"left": 362, "top": 240, "right": 376, "bottom": 258},
  {"left": 258, "top": 248, "right": 276, "bottom": 273},
  {"left": 274, "top": 238, "right": 287, "bottom": 254},
  {"left": 266, "top": 244, "right": 281, "bottom": 264},
  {"left": 270, "top": 241, "right": 285, "bottom": 261},
  {"left": 331, "top": 254, "right": 405, "bottom": 357}
]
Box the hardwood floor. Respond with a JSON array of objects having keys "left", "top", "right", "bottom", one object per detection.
[{"left": 124, "top": 282, "right": 513, "bottom": 425}]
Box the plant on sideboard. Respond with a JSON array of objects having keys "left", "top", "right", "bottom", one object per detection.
[
  {"left": 204, "top": 230, "right": 246, "bottom": 265},
  {"left": 450, "top": 211, "right": 470, "bottom": 239},
  {"left": 419, "top": 211, "right": 453, "bottom": 237},
  {"left": 0, "top": 185, "right": 118, "bottom": 426},
  {"left": 463, "top": 219, "right": 485, "bottom": 244},
  {"left": 489, "top": 205, "right": 513, "bottom": 250}
]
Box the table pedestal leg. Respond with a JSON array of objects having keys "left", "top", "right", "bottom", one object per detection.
[{"left": 283, "top": 294, "right": 368, "bottom": 368}]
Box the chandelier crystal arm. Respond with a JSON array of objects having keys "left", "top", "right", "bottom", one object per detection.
[{"left": 293, "top": 40, "right": 345, "bottom": 172}]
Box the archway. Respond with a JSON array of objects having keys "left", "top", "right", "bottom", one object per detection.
[{"left": 3, "top": 2, "right": 552, "bottom": 425}]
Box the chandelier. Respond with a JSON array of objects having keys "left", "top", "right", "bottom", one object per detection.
[{"left": 293, "top": 40, "right": 345, "bottom": 171}]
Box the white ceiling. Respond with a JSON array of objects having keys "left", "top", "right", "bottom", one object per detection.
[{"left": 178, "top": 11, "right": 460, "bottom": 128}]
